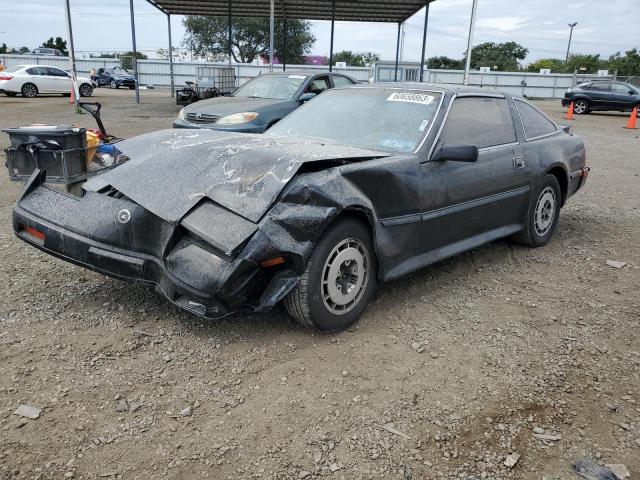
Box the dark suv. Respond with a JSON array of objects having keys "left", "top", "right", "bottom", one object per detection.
[{"left": 562, "top": 80, "right": 640, "bottom": 115}]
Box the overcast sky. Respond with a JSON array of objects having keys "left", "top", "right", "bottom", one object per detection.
[{"left": 0, "top": 0, "right": 637, "bottom": 63}]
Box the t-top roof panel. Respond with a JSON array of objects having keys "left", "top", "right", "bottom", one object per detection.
[{"left": 147, "top": 0, "right": 433, "bottom": 23}]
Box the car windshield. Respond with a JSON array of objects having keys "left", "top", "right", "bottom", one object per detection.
[
  {"left": 112, "top": 67, "right": 130, "bottom": 74},
  {"left": 267, "top": 88, "right": 443, "bottom": 153},
  {"left": 232, "top": 74, "right": 307, "bottom": 100}
]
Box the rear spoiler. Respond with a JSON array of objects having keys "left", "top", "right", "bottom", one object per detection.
[{"left": 19, "top": 169, "right": 47, "bottom": 202}]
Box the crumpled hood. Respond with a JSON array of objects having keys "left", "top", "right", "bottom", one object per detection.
[
  {"left": 184, "top": 96, "right": 291, "bottom": 118},
  {"left": 84, "top": 129, "right": 390, "bottom": 224}
]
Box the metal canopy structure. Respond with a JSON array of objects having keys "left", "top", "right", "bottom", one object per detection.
[
  {"left": 146, "top": 0, "right": 430, "bottom": 23},
  {"left": 110, "top": 0, "right": 437, "bottom": 103}
]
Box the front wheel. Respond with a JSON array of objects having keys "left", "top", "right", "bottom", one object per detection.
[
  {"left": 573, "top": 99, "right": 590, "bottom": 114},
  {"left": 285, "top": 218, "right": 377, "bottom": 332},
  {"left": 511, "top": 174, "right": 562, "bottom": 247},
  {"left": 110, "top": 80, "right": 118, "bottom": 89}
]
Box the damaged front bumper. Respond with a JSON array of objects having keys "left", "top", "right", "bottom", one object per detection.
[{"left": 13, "top": 171, "right": 299, "bottom": 320}]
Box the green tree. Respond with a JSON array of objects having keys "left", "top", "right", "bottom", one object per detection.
[
  {"left": 526, "top": 58, "right": 566, "bottom": 72},
  {"left": 0, "top": 43, "right": 7, "bottom": 54},
  {"left": 468, "top": 41, "right": 528, "bottom": 71},
  {"left": 41, "top": 36, "right": 68, "bottom": 56},
  {"left": 183, "top": 15, "right": 315, "bottom": 64},
  {"left": 426, "top": 55, "right": 464, "bottom": 70},
  {"left": 606, "top": 48, "right": 640, "bottom": 76},
  {"left": 564, "top": 53, "right": 604, "bottom": 74},
  {"left": 19, "top": 46, "right": 29, "bottom": 54},
  {"left": 332, "top": 50, "right": 380, "bottom": 67}
]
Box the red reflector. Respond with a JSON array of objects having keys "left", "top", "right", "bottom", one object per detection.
[
  {"left": 22, "top": 226, "right": 45, "bottom": 241},
  {"left": 259, "top": 256, "right": 286, "bottom": 268},
  {"left": 582, "top": 166, "right": 590, "bottom": 179},
  {"left": 0, "top": 75, "right": 13, "bottom": 81}
]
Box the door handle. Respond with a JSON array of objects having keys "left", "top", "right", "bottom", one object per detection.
[{"left": 513, "top": 156, "right": 525, "bottom": 169}]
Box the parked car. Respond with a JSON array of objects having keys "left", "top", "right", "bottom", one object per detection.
[
  {"left": 562, "top": 80, "right": 640, "bottom": 115},
  {"left": 0, "top": 65, "right": 94, "bottom": 98},
  {"left": 13, "top": 84, "right": 589, "bottom": 332},
  {"left": 31, "top": 47, "right": 63, "bottom": 56},
  {"left": 96, "top": 67, "right": 136, "bottom": 89},
  {"left": 173, "top": 72, "right": 358, "bottom": 133}
]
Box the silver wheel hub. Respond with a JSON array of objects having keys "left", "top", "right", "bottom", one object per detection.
[
  {"left": 321, "top": 238, "right": 369, "bottom": 315},
  {"left": 534, "top": 186, "right": 556, "bottom": 236},
  {"left": 574, "top": 102, "right": 586, "bottom": 113}
]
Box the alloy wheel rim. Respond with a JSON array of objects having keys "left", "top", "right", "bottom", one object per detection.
[
  {"left": 574, "top": 101, "right": 587, "bottom": 113},
  {"left": 25, "top": 85, "right": 36, "bottom": 97},
  {"left": 80, "top": 85, "right": 91, "bottom": 96},
  {"left": 534, "top": 186, "right": 556, "bottom": 236},
  {"left": 321, "top": 238, "right": 369, "bottom": 315}
]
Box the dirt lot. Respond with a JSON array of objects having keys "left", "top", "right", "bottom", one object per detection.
[{"left": 0, "top": 88, "right": 638, "bottom": 480}]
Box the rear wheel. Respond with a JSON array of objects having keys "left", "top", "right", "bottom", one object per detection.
[
  {"left": 79, "top": 83, "right": 93, "bottom": 97},
  {"left": 284, "top": 218, "right": 377, "bottom": 332},
  {"left": 21, "top": 83, "right": 38, "bottom": 98},
  {"left": 511, "top": 174, "right": 562, "bottom": 247},
  {"left": 573, "top": 99, "right": 590, "bottom": 114}
]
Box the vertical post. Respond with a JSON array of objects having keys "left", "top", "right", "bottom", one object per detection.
[
  {"left": 228, "top": 0, "right": 232, "bottom": 65},
  {"left": 394, "top": 22, "right": 401, "bottom": 82},
  {"left": 463, "top": 0, "right": 478, "bottom": 86},
  {"left": 419, "top": 1, "right": 430, "bottom": 82},
  {"left": 63, "top": 0, "right": 79, "bottom": 110},
  {"left": 269, "top": 0, "right": 275, "bottom": 71},
  {"left": 565, "top": 22, "right": 577, "bottom": 63},
  {"left": 129, "top": 0, "right": 140, "bottom": 103},
  {"left": 282, "top": 17, "right": 287, "bottom": 71},
  {"left": 167, "top": 13, "right": 174, "bottom": 97},
  {"left": 328, "top": 0, "right": 335, "bottom": 72}
]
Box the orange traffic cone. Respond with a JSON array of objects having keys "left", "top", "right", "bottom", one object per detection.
[
  {"left": 564, "top": 102, "right": 574, "bottom": 120},
  {"left": 69, "top": 85, "right": 75, "bottom": 104},
  {"left": 624, "top": 106, "right": 638, "bottom": 129}
]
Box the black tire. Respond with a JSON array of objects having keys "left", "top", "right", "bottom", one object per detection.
[
  {"left": 21, "top": 83, "right": 38, "bottom": 98},
  {"left": 284, "top": 218, "right": 377, "bottom": 332},
  {"left": 511, "top": 174, "right": 562, "bottom": 247},
  {"left": 110, "top": 80, "right": 118, "bottom": 89},
  {"left": 573, "top": 99, "right": 590, "bottom": 114},
  {"left": 4, "top": 92, "right": 17, "bottom": 97},
  {"left": 79, "top": 83, "right": 93, "bottom": 97}
]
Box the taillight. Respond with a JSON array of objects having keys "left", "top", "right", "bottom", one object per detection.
[
  {"left": 19, "top": 225, "right": 46, "bottom": 243},
  {"left": 0, "top": 75, "right": 13, "bottom": 81}
]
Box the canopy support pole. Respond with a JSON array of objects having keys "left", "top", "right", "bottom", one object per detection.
[
  {"left": 394, "top": 22, "right": 401, "bottom": 82},
  {"left": 167, "top": 13, "right": 174, "bottom": 97},
  {"left": 463, "top": 0, "right": 478, "bottom": 86},
  {"left": 269, "top": 0, "right": 275, "bottom": 71},
  {"left": 282, "top": 17, "right": 287, "bottom": 71},
  {"left": 228, "top": 0, "right": 232, "bottom": 65},
  {"left": 329, "top": 0, "right": 335, "bottom": 72},
  {"left": 419, "top": 1, "right": 430, "bottom": 82},
  {"left": 129, "top": 0, "right": 140, "bottom": 103},
  {"left": 63, "top": 0, "right": 79, "bottom": 110}
]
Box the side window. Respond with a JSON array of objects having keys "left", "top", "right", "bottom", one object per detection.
[
  {"left": 27, "top": 67, "right": 45, "bottom": 76},
  {"left": 46, "top": 67, "right": 68, "bottom": 77},
  {"left": 333, "top": 75, "right": 355, "bottom": 88},
  {"left": 587, "top": 83, "right": 610, "bottom": 91},
  {"left": 515, "top": 100, "right": 557, "bottom": 139},
  {"left": 438, "top": 97, "right": 516, "bottom": 149},
  {"left": 307, "top": 76, "right": 330, "bottom": 95},
  {"left": 611, "top": 83, "right": 631, "bottom": 94}
]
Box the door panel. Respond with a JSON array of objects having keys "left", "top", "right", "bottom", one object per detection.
[{"left": 610, "top": 83, "right": 636, "bottom": 109}]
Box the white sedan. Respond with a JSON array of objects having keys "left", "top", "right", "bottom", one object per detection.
[{"left": 0, "top": 64, "right": 95, "bottom": 98}]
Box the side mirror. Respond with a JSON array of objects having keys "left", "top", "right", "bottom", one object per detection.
[
  {"left": 432, "top": 145, "right": 479, "bottom": 163},
  {"left": 629, "top": 90, "right": 635, "bottom": 95},
  {"left": 299, "top": 92, "right": 317, "bottom": 103}
]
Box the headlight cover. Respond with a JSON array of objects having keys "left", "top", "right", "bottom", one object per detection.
[
  {"left": 217, "top": 112, "right": 259, "bottom": 124},
  {"left": 178, "top": 108, "right": 185, "bottom": 120}
]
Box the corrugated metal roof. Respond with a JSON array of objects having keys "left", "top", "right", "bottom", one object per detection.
[{"left": 146, "top": 0, "right": 432, "bottom": 23}]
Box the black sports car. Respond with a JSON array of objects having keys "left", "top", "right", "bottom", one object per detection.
[
  {"left": 96, "top": 67, "right": 136, "bottom": 89},
  {"left": 13, "top": 84, "right": 589, "bottom": 332}
]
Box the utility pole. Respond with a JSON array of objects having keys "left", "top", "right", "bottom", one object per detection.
[
  {"left": 565, "top": 22, "right": 577, "bottom": 63},
  {"left": 63, "top": 0, "right": 80, "bottom": 111},
  {"left": 463, "top": 0, "right": 479, "bottom": 86}
]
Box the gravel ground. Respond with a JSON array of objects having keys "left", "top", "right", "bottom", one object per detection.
[{"left": 0, "top": 88, "right": 638, "bottom": 480}]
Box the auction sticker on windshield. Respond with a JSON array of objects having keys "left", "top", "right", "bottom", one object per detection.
[{"left": 387, "top": 92, "right": 435, "bottom": 105}]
